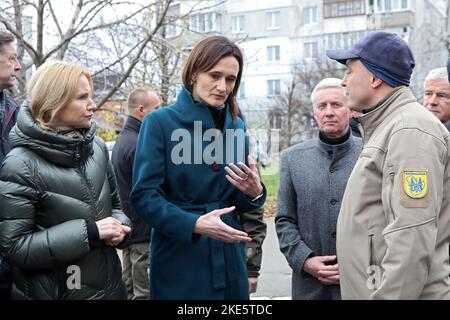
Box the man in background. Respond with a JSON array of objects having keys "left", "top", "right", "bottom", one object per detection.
[
  {"left": 0, "top": 30, "right": 21, "bottom": 300},
  {"left": 276, "top": 78, "right": 361, "bottom": 299},
  {"left": 423, "top": 67, "right": 450, "bottom": 131},
  {"left": 112, "top": 87, "right": 160, "bottom": 300}
]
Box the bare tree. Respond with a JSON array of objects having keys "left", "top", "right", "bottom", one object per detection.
[
  {"left": 268, "top": 59, "right": 344, "bottom": 150},
  {"left": 446, "top": 0, "right": 450, "bottom": 56},
  {"left": 0, "top": 0, "right": 174, "bottom": 104}
]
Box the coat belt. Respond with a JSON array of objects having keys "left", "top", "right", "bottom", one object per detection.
[
  {"left": 173, "top": 200, "right": 235, "bottom": 290},
  {"left": 204, "top": 201, "right": 229, "bottom": 290}
]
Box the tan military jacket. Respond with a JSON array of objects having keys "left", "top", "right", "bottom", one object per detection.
[{"left": 337, "top": 87, "right": 450, "bottom": 299}]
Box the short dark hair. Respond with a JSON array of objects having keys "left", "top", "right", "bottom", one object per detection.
[
  {"left": 182, "top": 36, "right": 243, "bottom": 123},
  {"left": 0, "top": 31, "right": 15, "bottom": 54},
  {"left": 127, "top": 87, "right": 156, "bottom": 110}
]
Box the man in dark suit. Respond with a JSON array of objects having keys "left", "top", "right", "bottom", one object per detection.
[{"left": 112, "top": 87, "right": 160, "bottom": 300}]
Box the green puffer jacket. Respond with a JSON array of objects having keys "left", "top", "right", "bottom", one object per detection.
[{"left": 0, "top": 105, "right": 131, "bottom": 300}]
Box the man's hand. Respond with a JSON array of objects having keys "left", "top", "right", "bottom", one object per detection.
[
  {"left": 303, "top": 255, "right": 339, "bottom": 285},
  {"left": 248, "top": 277, "right": 258, "bottom": 294}
]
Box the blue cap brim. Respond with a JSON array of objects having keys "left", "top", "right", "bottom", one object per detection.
[{"left": 326, "top": 49, "right": 360, "bottom": 65}]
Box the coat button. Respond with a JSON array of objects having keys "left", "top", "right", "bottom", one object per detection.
[
  {"left": 329, "top": 168, "right": 335, "bottom": 173},
  {"left": 331, "top": 232, "right": 336, "bottom": 238},
  {"left": 212, "top": 162, "right": 221, "bottom": 172},
  {"left": 330, "top": 199, "right": 338, "bottom": 205}
]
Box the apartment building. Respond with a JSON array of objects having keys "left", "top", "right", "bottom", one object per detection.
[{"left": 166, "top": 0, "right": 448, "bottom": 146}]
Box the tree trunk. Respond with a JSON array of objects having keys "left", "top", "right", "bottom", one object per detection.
[
  {"left": 36, "top": 0, "right": 44, "bottom": 67},
  {"left": 13, "top": 0, "right": 26, "bottom": 98}
]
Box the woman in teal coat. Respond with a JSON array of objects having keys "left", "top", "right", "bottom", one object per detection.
[{"left": 131, "top": 36, "right": 266, "bottom": 299}]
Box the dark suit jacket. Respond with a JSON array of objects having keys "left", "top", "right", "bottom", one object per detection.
[{"left": 112, "top": 116, "right": 151, "bottom": 244}]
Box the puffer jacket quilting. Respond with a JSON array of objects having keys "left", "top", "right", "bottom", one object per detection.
[{"left": 0, "top": 105, "right": 131, "bottom": 300}]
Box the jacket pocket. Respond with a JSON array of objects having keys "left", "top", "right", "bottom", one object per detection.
[
  {"left": 384, "top": 170, "right": 396, "bottom": 222},
  {"left": 368, "top": 230, "right": 375, "bottom": 267}
]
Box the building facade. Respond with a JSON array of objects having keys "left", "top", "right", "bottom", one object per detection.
[{"left": 166, "top": 0, "right": 448, "bottom": 150}]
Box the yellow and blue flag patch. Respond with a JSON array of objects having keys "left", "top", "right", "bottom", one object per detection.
[{"left": 402, "top": 170, "right": 428, "bottom": 199}]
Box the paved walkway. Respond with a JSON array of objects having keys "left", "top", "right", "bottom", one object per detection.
[{"left": 251, "top": 217, "right": 292, "bottom": 300}]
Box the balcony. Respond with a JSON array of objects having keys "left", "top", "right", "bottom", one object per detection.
[{"left": 366, "top": 8, "right": 414, "bottom": 29}]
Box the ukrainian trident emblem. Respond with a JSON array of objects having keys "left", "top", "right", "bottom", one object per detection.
[{"left": 402, "top": 170, "right": 428, "bottom": 199}]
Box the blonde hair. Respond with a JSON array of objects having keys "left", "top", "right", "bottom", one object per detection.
[{"left": 27, "top": 60, "right": 93, "bottom": 129}]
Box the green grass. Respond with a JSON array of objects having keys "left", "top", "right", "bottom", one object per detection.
[
  {"left": 261, "top": 170, "right": 280, "bottom": 202},
  {"left": 255, "top": 159, "right": 280, "bottom": 217}
]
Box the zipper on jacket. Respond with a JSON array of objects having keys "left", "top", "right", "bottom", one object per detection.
[{"left": 76, "top": 141, "right": 97, "bottom": 217}]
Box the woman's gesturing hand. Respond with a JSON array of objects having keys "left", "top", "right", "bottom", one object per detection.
[
  {"left": 194, "top": 206, "right": 252, "bottom": 243},
  {"left": 224, "top": 155, "right": 263, "bottom": 199}
]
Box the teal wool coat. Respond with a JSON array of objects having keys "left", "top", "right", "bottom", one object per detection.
[{"left": 131, "top": 86, "right": 266, "bottom": 300}]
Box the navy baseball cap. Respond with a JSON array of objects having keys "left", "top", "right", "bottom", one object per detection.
[{"left": 326, "top": 31, "right": 415, "bottom": 87}]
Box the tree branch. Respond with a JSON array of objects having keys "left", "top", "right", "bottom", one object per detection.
[
  {"left": 41, "top": 1, "right": 158, "bottom": 62},
  {"left": 96, "top": 0, "right": 173, "bottom": 108},
  {"left": 0, "top": 12, "right": 38, "bottom": 62},
  {"left": 48, "top": 0, "right": 63, "bottom": 38}
]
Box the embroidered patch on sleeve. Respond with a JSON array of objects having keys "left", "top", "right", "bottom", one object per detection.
[{"left": 402, "top": 170, "right": 428, "bottom": 199}]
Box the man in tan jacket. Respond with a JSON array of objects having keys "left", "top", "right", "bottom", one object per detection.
[{"left": 326, "top": 31, "right": 450, "bottom": 299}]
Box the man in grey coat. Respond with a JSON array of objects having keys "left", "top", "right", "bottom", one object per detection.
[{"left": 275, "top": 78, "right": 362, "bottom": 300}]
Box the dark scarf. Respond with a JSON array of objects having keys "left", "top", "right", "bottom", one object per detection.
[{"left": 319, "top": 128, "right": 351, "bottom": 145}]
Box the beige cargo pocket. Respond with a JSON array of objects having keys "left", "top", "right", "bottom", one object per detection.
[{"left": 386, "top": 171, "right": 396, "bottom": 221}]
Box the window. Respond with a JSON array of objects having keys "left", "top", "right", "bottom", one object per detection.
[
  {"left": 325, "top": 31, "right": 364, "bottom": 50},
  {"left": 189, "top": 12, "right": 216, "bottom": 32},
  {"left": 385, "top": 0, "right": 392, "bottom": 11},
  {"left": 166, "top": 18, "right": 178, "bottom": 37},
  {"left": 267, "top": 45, "right": 280, "bottom": 62},
  {"left": 304, "top": 42, "right": 318, "bottom": 59},
  {"left": 323, "top": 0, "right": 365, "bottom": 18},
  {"left": 238, "top": 82, "right": 245, "bottom": 99},
  {"left": 303, "top": 7, "right": 317, "bottom": 25},
  {"left": 166, "top": 3, "right": 180, "bottom": 37},
  {"left": 401, "top": 0, "right": 408, "bottom": 9},
  {"left": 267, "top": 79, "right": 281, "bottom": 97},
  {"left": 266, "top": 11, "right": 280, "bottom": 30},
  {"left": 231, "top": 15, "right": 245, "bottom": 33},
  {"left": 270, "top": 113, "right": 282, "bottom": 129},
  {"left": 338, "top": 3, "right": 346, "bottom": 16},
  {"left": 189, "top": 15, "right": 198, "bottom": 31},
  {"left": 373, "top": 0, "right": 409, "bottom": 12},
  {"left": 354, "top": 1, "right": 363, "bottom": 14}
]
